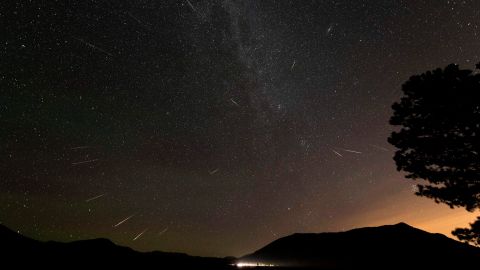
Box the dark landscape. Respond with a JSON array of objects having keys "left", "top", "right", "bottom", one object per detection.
[
  {"left": 2, "top": 222, "right": 479, "bottom": 269},
  {"left": 3, "top": 1, "right": 480, "bottom": 269}
]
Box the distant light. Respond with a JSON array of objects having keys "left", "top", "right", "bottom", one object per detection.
[{"left": 234, "top": 262, "right": 276, "bottom": 268}]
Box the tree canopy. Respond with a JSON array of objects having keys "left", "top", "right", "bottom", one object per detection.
[{"left": 389, "top": 63, "right": 480, "bottom": 245}]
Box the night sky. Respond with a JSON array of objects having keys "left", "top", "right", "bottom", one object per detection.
[{"left": 1, "top": 0, "right": 480, "bottom": 257}]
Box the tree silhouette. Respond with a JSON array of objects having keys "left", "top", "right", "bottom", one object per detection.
[
  {"left": 452, "top": 216, "right": 480, "bottom": 246},
  {"left": 388, "top": 63, "right": 480, "bottom": 246}
]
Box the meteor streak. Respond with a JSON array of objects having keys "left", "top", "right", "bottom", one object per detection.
[
  {"left": 85, "top": 193, "right": 106, "bottom": 202},
  {"left": 230, "top": 98, "right": 240, "bottom": 107},
  {"left": 342, "top": 148, "right": 362, "bottom": 154},
  {"left": 113, "top": 214, "right": 135, "bottom": 227},
  {"left": 72, "top": 159, "right": 99, "bottom": 165},
  {"left": 332, "top": 149, "right": 343, "bottom": 157},
  {"left": 209, "top": 168, "right": 219, "bottom": 175},
  {"left": 73, "top": 37, "right": 113, "bottom": 57},
  {"left": 133, "top": 228, "right": 148, "bottom": 241}
]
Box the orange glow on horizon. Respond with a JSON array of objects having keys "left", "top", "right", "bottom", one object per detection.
[{"left": 343, "top": 176, "right": 479, "bottom": 239}]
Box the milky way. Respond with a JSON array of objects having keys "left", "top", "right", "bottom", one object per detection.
[{"left": 1, "top": 0, "right": 480, "bottom": 257}]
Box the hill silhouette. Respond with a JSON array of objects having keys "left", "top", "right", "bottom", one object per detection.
[
  {"left": 0, "top": 224, "right": 234, "bottom": 268},
  {"left": 241, "top": 222, "right": 480, "bottom": 268},
  {"left": 2, "top": 223, "right": 479, "bottom": 269}
]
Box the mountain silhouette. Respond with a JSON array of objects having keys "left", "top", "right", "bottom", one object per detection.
[
  {"left": 0, "top": 223, "right": 234, "bottom": 268},
  {"left": 2, "top": 222, "right": 479, "bottom": 269},
  {"left": 240, "top": 222, "right": 480, "bottom": 268}
]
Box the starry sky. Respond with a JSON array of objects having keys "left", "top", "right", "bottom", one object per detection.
[{"left": 1, "top": 0, "right": 480, "bottom": 257}]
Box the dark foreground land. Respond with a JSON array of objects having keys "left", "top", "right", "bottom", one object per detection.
[{"left": 1, "top": 222, "right": 479, "bottom": 269}]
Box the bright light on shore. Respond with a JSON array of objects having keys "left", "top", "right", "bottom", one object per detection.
[{"left": 234, "top": 262, "right": 276, "bottom": 268}]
